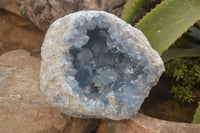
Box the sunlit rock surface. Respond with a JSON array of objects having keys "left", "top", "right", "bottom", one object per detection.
[{"left": 40, "top": 11, "right": 164, "bottom": 120}]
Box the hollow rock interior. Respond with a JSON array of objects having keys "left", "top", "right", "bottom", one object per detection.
[
  {"left": 39, "top": 11, "right": 164, "bottom": 120},
  {"left": 60, "top": 12, "right": 161, "bottom": 114},
  {"left": 69, "top": 28, "right": 144, "bottom": 93},
  {"left": 63, "top": 26, "right": 149, "bottom": 113}
]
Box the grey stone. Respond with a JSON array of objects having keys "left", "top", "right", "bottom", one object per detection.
[
  {"left": 16, "top": 0, "right": 127, "bottom": 32},
  {"left": 40, "top": 11, "right": 164, "bottom": 120}
]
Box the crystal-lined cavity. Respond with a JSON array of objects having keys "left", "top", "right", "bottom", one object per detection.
[{"left": 40, "top": 11, "right": 165, "bottom": 120}]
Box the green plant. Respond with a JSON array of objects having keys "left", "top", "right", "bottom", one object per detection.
[
  {"left": 192, "top": 102, "right": 200, "bottom": 124},
  {"left": 165, "top": 58, "right": 200, "bottom": 103},
  {"left": 121, "top": 0, "right": 145, "bottom": 23},
  {"left": 165, "top": 57, "right": 200, "bottom": 103},
  {"left": 121, "top": 0, "right": 200, "bottom": 121},
  {"left": 122, "top": 0, "right": 200, "bottom": 55}
]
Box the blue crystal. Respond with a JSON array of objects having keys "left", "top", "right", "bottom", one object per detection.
[
  {"left": 41, "top": 11, "right": 164, "bottom": 120},
  {"left": 60, "top": 12, "right": 163, "bottom": 116},
  {"left": 67, "top": 27, "right": 147, "bottom": 98},
  {"left": 75, "top": 66, "right": 93, "bottom": 88},
  {"left": 93, "top": 67, "right": 118, "bottom": 87}
]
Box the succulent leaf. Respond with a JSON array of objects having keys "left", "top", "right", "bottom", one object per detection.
[
  {"left": 161, "top": 47, "right": 200, "bottom": 62},
  {"left": 135, "top": 0, "right": 200, "bottom": 55},
  {"left": 192, "top": 102, "right": 200, "bottom": 124},
  {"left": 121, "top": 0, "right": 145, "bottom": 23}
]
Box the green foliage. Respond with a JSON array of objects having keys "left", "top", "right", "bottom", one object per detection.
[
  {"left": 170, "top": 86, "right": 195, "bottom": 103},
  {"left": 161, "top": 21, "right": 200, "bottom": 62},
  {"left": 134, "top": 0, "right": 200, "bottom": 55},
  {"left": 121, "top": 0, "right": 200, "bottom": 55},
  {"left": 192, "top": 102, "right": 200, "bottom": 124},
  {"left": 121, "top": 0, "right": 145, "bottom": 23},
  {"left": 161, "top": 47, "right": 200, "bottom": 62},
  {"left": 165, "top": 58, "right": 200, "bottom": 103},
  {"left": 122, "top": 0, "right": 200, "bottom": 122}
]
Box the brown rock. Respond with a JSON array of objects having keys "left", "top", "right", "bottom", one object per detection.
[
  {"left": 16, "top": 0, "right": 127, "bottom": 32},
  {"left": 96, "top": 113, "right": 200, "bottom": 133},
  {"left": 0, "top": 0, "right": 21, "bottom": 16},
  {"left": 0, "top": 50, "right": 99, "bottom": 133},
  {"left": 1, "top": 50, "right": 199, "bottom": 133},
  {"left": 63, "top": 118, "right": 99, "bottom": 133},
  {"left": 0, "top": 9, "right": 44, "bottom": 55}
]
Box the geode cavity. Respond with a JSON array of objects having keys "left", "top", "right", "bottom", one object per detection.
[{"left": 40, "top": 11, "right": 164, "bottom": 120}]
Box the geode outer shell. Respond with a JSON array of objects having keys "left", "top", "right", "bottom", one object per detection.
[{"left": 40, "top": 11, "right": 165, "bottom": 120}]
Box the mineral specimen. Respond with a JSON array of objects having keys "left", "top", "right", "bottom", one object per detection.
[{"left": 40, "top": 11, "right": 164, "bottom": 120}]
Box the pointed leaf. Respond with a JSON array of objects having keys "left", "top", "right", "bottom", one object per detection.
[
  {"left": 162, "top": 47, "right": 200, "bottom": 62},
  {"left": 192, "top": 102, "right": 200, "bottom": 124},
  {"left": 135, "top": 0, "right": 200, "bottom": 55},
  {"left": 121, "top": 0, "right": 145, "bottom": 23}
]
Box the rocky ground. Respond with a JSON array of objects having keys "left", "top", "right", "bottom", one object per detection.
[
  {"left": 1, "top": 50, "right": 199, "bottom": 133},
  {"left": 0, "top": 0, "right": 200, "bottom": 133}
]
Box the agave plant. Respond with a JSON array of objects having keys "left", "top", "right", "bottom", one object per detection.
[
  {"left": 121, "top": 0, "right": 200, "bottom": 123},
  {"left": 122, "top": 0, "right": 200, "bottom": 56},
  {"left": 193, "top": 102, "right": 200, "bottom": 124}
]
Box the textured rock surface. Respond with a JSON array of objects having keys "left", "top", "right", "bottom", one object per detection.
[
  {"left": 1, "top": 50, "right": 199, "bottom": 133},
  {"left": 96, "top": 113, "right": 200, "bottom": 133},
  {"left": 1, "top": 0, "right": 162, "bottom": 32},
  {"left": 0, "top": 9, "right": 44, "bottom": 55},
  {"left": 0, "top": 0, "right": 21, "bottom": 16},
  {"left": 0, "top": 50, "right": 99, "bottom": 133},
  {"left": 16, "top": 0, "right": 127, "bottom": 32},
  {"left": 40, "top": 11, "right": 164, "bottom": 120}
]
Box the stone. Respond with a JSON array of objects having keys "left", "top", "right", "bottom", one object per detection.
[
  {"left": 16, "top": 0, "right": 127, "bottom": 32},
  {"left": 1, "top": 50, "right": 199, "bottom": 133},
  {"left": 0, "top": 50, "right": 99, "bottom": 133},
  {"left": 0, "top": 9, "right": 44, "bottom": 55},
  {"left": 40, "top": 11, "right": 164, "bottom": 120},
  {"left": 96, "top": 113, "right": 200, "bottom": 133},
  {"left": 1, "top": 0, "right": 161, "bottom": 33},
  {"left": 0, "top": 0, "right": 21, "bottom": 16}
]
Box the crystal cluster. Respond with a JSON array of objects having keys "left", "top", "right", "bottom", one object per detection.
[{"left": 40, "top": 11, "right": 165, "bottom": 120}]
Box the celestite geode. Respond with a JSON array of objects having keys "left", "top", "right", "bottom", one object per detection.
[{"left": 40, "top": 11, "right": 164, "bottom": 120}]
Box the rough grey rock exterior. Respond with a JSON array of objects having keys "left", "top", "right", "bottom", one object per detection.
[
  {"left": 16, "top": 0, "right": 127, "bottom": 32},
  {"left": 40, "top": 11, "right": 164, "bottom": 120}
]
